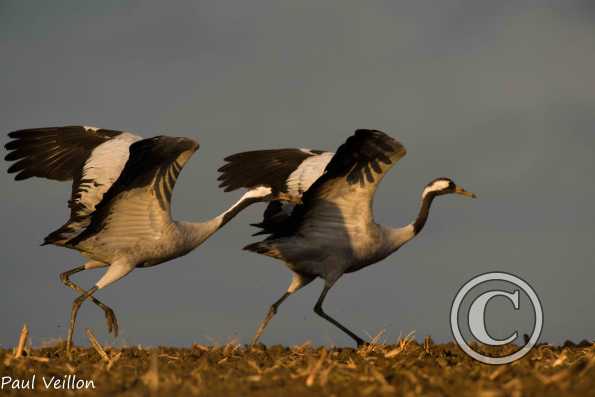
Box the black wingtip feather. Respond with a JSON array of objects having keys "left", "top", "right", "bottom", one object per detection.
[
  {"left": 4, "top": 126, "right": 126, "bottom": 182},
  {"left": 217, "top": 148, "right": 325, "bottom": 194},
  {"left": 320, "top": 128, "right": 405, "bottom": 186}
]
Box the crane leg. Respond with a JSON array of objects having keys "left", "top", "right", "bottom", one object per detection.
[
  {"left": 64, "top": 260, "right": 134, "bottom": 357},
  {"left": 252, "top": 292, "right": 291, "bottom": 346},
  {"left": 66, "top": 286, "right": 98, "bottom": 357},
  {"left": 252, "top": 272, "right": 313, "bottom": 346},
  {"left": 313, "top": 284, "right": 366, "bottom": 347},
  {"left": 60, "top": 264, "right": 119, "bottom": 337}
]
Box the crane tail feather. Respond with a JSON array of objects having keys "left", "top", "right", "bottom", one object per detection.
[
  {"left": 243, "top": 242, "right": 268, "bottom": 253},
  {"left": 243, "top": 241, "right": 282, "bottom": 258}
]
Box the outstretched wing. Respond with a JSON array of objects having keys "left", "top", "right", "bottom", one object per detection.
[
  {"left": 218, "top": 148, "right": 333, "bottom": 236},
  {"left": 5, "top": 126, "right": 143, "bottom": 244},
  {"left": 217, "top": 148, "right": 332, "bottom": 200},
  {"left": 265, "top": 129, "right": 406, "bottom": 238},
  {"left": 5, "top": 126, "right": 128, "bottom": 181},
  {"left": 66, "top": 136, "right": 199, "bottom": 249}
]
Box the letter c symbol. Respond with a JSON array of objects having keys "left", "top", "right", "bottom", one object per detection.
[{"left": 468, "top": 289, "right": 519, "bottom": 346}]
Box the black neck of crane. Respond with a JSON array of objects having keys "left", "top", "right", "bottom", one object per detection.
[{"left": 413, "top": 192, "right": 437, "bottom": 235}]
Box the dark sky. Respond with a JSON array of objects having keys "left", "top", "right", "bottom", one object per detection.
[{"left": 1, "top": 1, "right": 594, "bottom": 347}]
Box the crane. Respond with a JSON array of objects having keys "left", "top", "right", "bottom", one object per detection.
[
  {"left": 219, "top": 129, "right": 476, "bottom": 346},
  {"left": 5, "top": 126, "right": 271, "bottom": 354}
]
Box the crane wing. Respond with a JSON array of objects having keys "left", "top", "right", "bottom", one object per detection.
[
  {"left": 218, "top": 148, "right": 333, "bottom": 236},
  {"left": 217, "top": 148, "right": 332, "bottom": 200},
  {"left": 6, "top": 126, "right": 143, "bottom": 244},
  {"left": 5, "top": 126, "right": 128, "bottom": 181},
  {"left": 268, "top": 129, "right": 406, "bottom": 238},
  {"left": 64, "top": 136, "right": 199, "bottom": 249}
]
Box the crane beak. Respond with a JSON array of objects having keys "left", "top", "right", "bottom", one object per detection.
[{"left": 455, "top": 186, "right": 477, "bottom": 198}]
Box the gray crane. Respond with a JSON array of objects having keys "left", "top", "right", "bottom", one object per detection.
[
  {"left": 5, "top": 126, "right": 271, "bottom": 354},
  {"left": 218, "top": 129, "right": 476, "bottom": 346}
]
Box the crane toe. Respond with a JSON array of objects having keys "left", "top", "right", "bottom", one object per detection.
[{"left": 103, "top": 307, "right": 118, "bottom": 337}]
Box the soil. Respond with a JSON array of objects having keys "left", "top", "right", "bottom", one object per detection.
[{"left": 1, "top": 339, "right": 594, "bottom": 396}]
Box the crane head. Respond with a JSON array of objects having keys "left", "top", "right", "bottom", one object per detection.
[{"left": 422, "top": 177, "right": 477, "bottom": 199}]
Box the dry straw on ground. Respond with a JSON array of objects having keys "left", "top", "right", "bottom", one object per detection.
[{"left": 1, "top": 326, "right": 594, "bottom": 396}]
